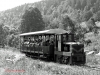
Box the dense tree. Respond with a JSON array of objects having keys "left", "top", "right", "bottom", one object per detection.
[
  {"left": 7, "top": 34, "right": 20, "bottom": 48},
  {"left": 21, "top": 7, "right": 45, "bottom": 33},
  {"left": 60, "top": 15, "right": 75, "bottom": 33},
  {"left": 49, "top": 18, "right": 59, "bottom": 29},
  {"left": 70, "top": 0, "right": 76, "bottom": 8},
  {"left": 0, "top": 23, "right": 8, "bottom": 46},
  {"left": 82, "top": 10, "right": 93, "bottom": 21},
  {"left": 91, "top": 0, "right": 96, "bottom": 5},
  {"left": 87, "top": 18, "right": 98, "bottom": 35},
  {"left": 0, "top": 24, "right": 4, "bottom": 44},
  {"left": 87, "top": 0, "right": 92, "bottom": 7},
  {"left": 46, "top": 5, "right": 54, "bottom": 15},
  {"left": 93, "top": 11, "right": 100, "bottom": 21},
  {"left": 75, "top": 0, "right": 81, "bottom": 9},
  {"left": 81, "top": 0, "right": 87, "bottom": 9},
  {"left": 75, "top": 26, "right": 86, "bottom": 42}
]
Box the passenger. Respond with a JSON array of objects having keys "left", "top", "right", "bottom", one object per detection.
[
  {"left": 34, "top": 39, "right": 38, "bottom": 46},
  {"left": 45, "top": 39, "right": 50, "bottom": 46},
  {"left": 38, "top": 38, "right": 42, "bottom": 46},
  {"left": 50, "top": 38, "right": 54, "bottom": 45},
  {"left": 50, "top": 36, "right": 55, "bottom": 45},
  {"left": 41, "top": 39, "right": 46, "bottom": 46}
]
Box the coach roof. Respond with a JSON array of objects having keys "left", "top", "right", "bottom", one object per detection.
[{"left": 19, "top": 28, "right": 70, "bottom": 36}]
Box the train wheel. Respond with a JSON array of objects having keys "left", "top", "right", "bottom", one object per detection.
[
  {"left": 66, "top": 57, "right": 70, "bottom": 64},
  {"left": 47, "top": 56, "right": 54, "bottom": 61},
  {"left": 61, "top": 56, "right": 66, "bottom": 64},
  {"left": 61, "top": 56, "right": 69, "bottom": 64}
]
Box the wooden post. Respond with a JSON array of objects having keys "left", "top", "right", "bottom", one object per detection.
[
  {"left": 69, "top": 44, "right": 72, "bottom": 65},
  {"left": 20, "top": 36, "right": 21, "bottom": 52},
  {"left": 38, "top": 35, "right": 39, "bottom": 59}
]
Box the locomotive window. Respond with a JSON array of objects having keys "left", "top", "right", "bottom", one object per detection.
[
  {"left": 63, "top": 35, "right": 67, "bottom": 42},
  {"left": 68, "top": 35, "right": 72, "bottom": 41},
  {"left": 69, "top": 34, "right": 74, "bottom": 42},
  {"left": 64, "top": 47, "right": 68, "bottom": 51}
]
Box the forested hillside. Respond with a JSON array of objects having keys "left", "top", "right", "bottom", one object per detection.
[
  {"left": 0, "top": 0, "right": 100, "bottom": 30},
  {"left": 0, "top": 0, "right": 100, "bottom": 50}
]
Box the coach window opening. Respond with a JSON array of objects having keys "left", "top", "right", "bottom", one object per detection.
[
  {"left": 45, "top": 35, "right": 50, "bottom": 46},
  {"left": 31, "top": 36, "right": 34, "bottom": 41},
  {"left": 24, "top": 36, "right": 27, "bottom": 42},
  {"left": 48, "top": 34, "right": 55, "bottom": 45},
  {"left": 49, "top": 35, "right": 55, "bottom": 45},
  {"left": 37, "top": 35, "right": 42, "bottom": 46},
  {"left": 38, "top": 35, "right": 42, "bottom": 45},
  {"left": 23, "top": 36, "right": 29, "bottom": 45},
  {"left": 42, "top": 35, "right": 46, "bottom": 46},
  {"left": 63, "top": 34, "right": 67, "bottom": 42},
  {"left": 33, "top": 35, "right": 37, "bottom": 44},
  {"left": 68, "top": 34, "right": 74, "bottom": 42}
]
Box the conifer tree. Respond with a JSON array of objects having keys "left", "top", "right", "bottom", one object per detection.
[{"left": 21, "top": 7, "right": 45, "bottom": 33}]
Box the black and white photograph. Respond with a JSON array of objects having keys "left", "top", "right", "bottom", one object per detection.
[{"left": 0, "top": 0, "right": 100, "bottom": 75}]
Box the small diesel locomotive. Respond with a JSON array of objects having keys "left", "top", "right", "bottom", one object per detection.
[{"left": 19, "top": 29, "right": 86, "bottom": 65}]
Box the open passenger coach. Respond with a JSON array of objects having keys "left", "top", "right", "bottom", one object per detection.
[{"left": 19, "top": 28, "right": 86, "bottom": 65}]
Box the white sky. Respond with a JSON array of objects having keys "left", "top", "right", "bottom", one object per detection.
[{"left": 0, "top": 0, "right": 42, "bottom": 11}]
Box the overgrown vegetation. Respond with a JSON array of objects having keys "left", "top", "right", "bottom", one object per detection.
[{"left": 0, "top": 48, "right": 100, "bottom": 75}]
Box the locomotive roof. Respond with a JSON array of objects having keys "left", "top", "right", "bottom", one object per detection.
[{"left": 19, "top": 28, "right": 71, "bottom": 36}]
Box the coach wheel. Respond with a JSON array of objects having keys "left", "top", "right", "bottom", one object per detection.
[
  {"left": 66, "top": 57, "right": 70, "bottom": 64},
  {"left": 61, "top": 56, "right": 69, "bottom": 64},
  {"left": 26, "top": 53, "right": 29, "bottom": 57},
  {"left": 61, "top": 56, "right": 66, "bottom": 64},
  {"left": 56, "top": 55, "right": 61, "bottom": 63}
]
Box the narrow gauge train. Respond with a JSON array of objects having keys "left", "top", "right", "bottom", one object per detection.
[{"left": 19, "top": 29, "right": 86, "bottom": 65}]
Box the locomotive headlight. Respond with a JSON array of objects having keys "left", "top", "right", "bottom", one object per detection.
[
  {"left": 77, "top": 42, "right": 80, "bottom": 45},
  {"left": 72, "top": 53, "right": 74, "bottom": 56}
]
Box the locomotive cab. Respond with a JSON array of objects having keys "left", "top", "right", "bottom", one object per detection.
[{"left": 55, "top": 33, "right": 86, "bottom": 65}]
